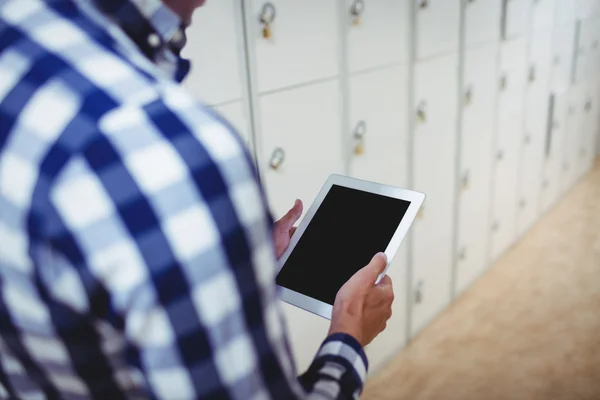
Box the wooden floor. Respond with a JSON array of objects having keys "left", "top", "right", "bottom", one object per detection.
[{"left": 364, "top": 161, "right": 600, "bottom": 400}]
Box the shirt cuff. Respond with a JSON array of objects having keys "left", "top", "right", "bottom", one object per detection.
[{"left": 315, "top": 333, "right": 369, "bottom": 387}]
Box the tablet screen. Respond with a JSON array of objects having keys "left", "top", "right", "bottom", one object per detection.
[{"left": 276, "top": 184, "right": 410, "bottom": 305}]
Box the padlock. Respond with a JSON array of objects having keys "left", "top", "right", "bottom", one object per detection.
[
  {"left": 354, "top": 141, "right": 365, "bottom": 155},
  {"left": 352, "top": 15, "right": 361, "bottom": 26},
  {"left": 262, "top": 24, "right": 272, "bottom": 39}
]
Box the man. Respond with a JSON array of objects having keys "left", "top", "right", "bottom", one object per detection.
[{"left": 0, "top": 0, "right": 394, "bottom": 398}]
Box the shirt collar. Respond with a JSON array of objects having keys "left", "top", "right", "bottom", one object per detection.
[{"left": 92, "top": 0, "right": 187, "bottom": 58}]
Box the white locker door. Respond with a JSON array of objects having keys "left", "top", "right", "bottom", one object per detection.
[
  {"left": 532, "top": 0, "right": 555, "bottom": 29},
  {"left": 257, "top": 81, "right": 343, "bottom": 371},
  {"left": 347, "top": 66, "right": 410, "bottom": 368},
  {"left": 455, "top": 44, "right": 498, "bottom": 295},
  {"left": 504, "top": 0, "right": 532, "bottom": 39},
  {"left": 182, "top": 0, "right": 244, "bottom": 105},
  {"left": 517, "top": 29, "right": 553, "bottom": 237},
  {"left": 212, "top": 101, "right": 252, "bottom": 147},
  {"left": 551, "top": 23, "right": 577, "bottom": 93},
  {"left": 574, "top": 19, "right": 596, "bottom": 84},
  {"left": 561, "top": 87, "right": 584, "bottom": 192},
  {"left": 410, "top": 54, "right": 458, "bottom": 336},
  {"left": 251, "top": 0, "right": 339, "bottom": 93},
  {"left": 415, "top": 0, "right": 461, "bottom": 60},
  {"left": 554, "top": 0, "right": 576, "bottom": 25},
  {"left": 346, "top": 0, "right": 410, "bottom": 73},
  {"left": 464, "top": 0, "right": 502, "bottom": 49},
  {"left": 490, "top": 38, "right": 528, "bottom": 261},
  {"left": 540, "top": 92, "right": 568, "bottom": 213}
]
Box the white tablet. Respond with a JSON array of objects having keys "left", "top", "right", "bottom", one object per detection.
[{"left": 276, "top": 174, "right": 425, "bottom": 320}]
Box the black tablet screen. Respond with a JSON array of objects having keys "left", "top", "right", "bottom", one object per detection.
[{"left": 276, "top": 184, "right": 411, "bottom": 305}]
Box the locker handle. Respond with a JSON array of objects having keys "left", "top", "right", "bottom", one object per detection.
[
  {"left": 545, "top": 93, "right": 556, "bottom": 158},
  {"left": 458, "top": 247, "right": 467, "bottom": 262},
  {"left": 353, "top": 120, "right": 367, "bottom": 155},
  {"left": 269, "top": 147, "right": 285, "bottom": 171},
  {"left": 461, "top": 170, "right": 470, "bottom": 191},
  {"left": 524, "top": 133, "right": 532, "bottom": 145},
  {"left": 418, "top": 0, "right": 428, "bottom": 10},
  {"left": 496, "top": 150, "right": 504, "bottom": 161},
  {"left": 500, "top": 74, "right": 508, "bottom": 91},
  {"left": 491, "top": 221, "right": 500, "bottom": 232},
  {"left": 519, "top": 199, "right": 527, "bottom": 209},
  {"left": 416, "top": 101, "right": 427, "bottom": 123},
  {"left": 464, "top": 86, "right": 473, "bottom": 106},
  {"left": 350, "top": 0, "right": 365, "bottom": 25},
  {"left": 414, "top": 281, "right": 424, "bottom": 304},
  {"left": 500, "top": 0, "right": 508, "bottom": 41},
  {"left": 528, "top": 65, "right": 536, "bottom": 83},
  {"left": 584, "top": 100, "right": 592, "bottom": 112},
  {"left": 542, "top": 179, "right": 549, "bottom": 189},
  {"left": 553, "top": 55, "right": 560, "bottom": 66},
  {"left": 259, "top": 2, "right": 276, "bottom": 39}
]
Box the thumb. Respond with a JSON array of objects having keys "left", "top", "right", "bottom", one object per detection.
[
  {"left": 277, "top": 199, "right": 303, "bottom": 230},
  {"left": 351, "top": 252, "right": 388, "bottom": 286}
]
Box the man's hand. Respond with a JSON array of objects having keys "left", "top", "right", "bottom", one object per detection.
[
  {"left": 273, "top": 199, "right": 303, "bottom": 259},
  {"left": 328, "top": 253, "right": 394, "bottom": 347}
]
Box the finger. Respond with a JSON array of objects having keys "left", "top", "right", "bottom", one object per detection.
[
  {"left": 348, "top": 253, "right": 388, "bottom": 289},
  {"left": 377, "top": 274, "right": 392, "bottom": 287},
  {"left": 276, "top": 199, "right": 303, "bottom": 231}
]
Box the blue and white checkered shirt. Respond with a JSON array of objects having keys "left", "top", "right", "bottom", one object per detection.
[{"left": 0, "top": 0, "right": 368, "bottom": 398}]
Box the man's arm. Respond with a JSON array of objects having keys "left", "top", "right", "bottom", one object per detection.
[{"left": 46, "top": 87, "right": 378, "bottom": 399}]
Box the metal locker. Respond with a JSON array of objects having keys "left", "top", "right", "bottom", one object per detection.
[
  {"left": 551, "top": 23, "right": 577, "bottom": 93},
  {"left": 532, "top": 0, "right": 555, "bottom": 29},
  {"left": 256, "top": 81, "right": 344, "bottom": 371},
  {"left": 455, "top": 43, "right": 498, "bottom": 295},
  {"left": 347, "top": 66, "right": 410, "bottom": 367},
  {"left": 250, "top": 0, "right": 340, "bottom": 93},
  {"left": 182, "top": 0, "right": 245, "bottom": 105},
  {"left": 554, "top": 0, "right": 576, "bottom": 25},
  {"left": 490, "top": 38, "right": 528, "bottom": 261},
  {"left": 212, "top": 101, "right": 252, "bottom": 147},
  {"left": 560, "top": 86, "right": 585, "bottom": 192},
  {"left": 540, "top": 91, "right": 569, "bottom": 213},
  {"left": 502, "top": 0, "right": 532, "bottom": 40},
  {"left": 410, "top": 54, "right": 459, "bottom": 336},
  {"left": 346, "top": 0, "right": 410, "bottom": 73},
  {"left": 517, "top": 28, "right": 554, "bottom": 237},
  {"left": 257, "top": 81, "right": 344, "bottom": 219},
  {"left": 415, "top": 0, "right": 461, "bottom": 60},
  {"left": 464, "top": 0, "right": 502, "bottom": 49}
]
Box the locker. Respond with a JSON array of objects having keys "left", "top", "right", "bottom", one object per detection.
[
  {"left": 410, "top": 54, "right": 458, "bottom": 336},
  {"left": 347, "top": 66, "right": 410, "bottom": 367},
  {"left": 551, "top": 23, "right": 577, "bottom": 93},
  {"left": 346, "top": 0, "right": 410, "bottom": 73},
  {"left": 540, "top": 91, "right": 569, "bottom": 213},
  {"left": 455, "top": 43, "right": 498, "bottom": 295},
  {"left": 560, "top": 87, "right": 584, "bottom": 192},
  {"left": 182, "top": 0, "right": 244, "bottom": 105},
  {"left": 490, "top": 38, "right": 528, "bottom": 261},
  {"left": 578, "top": 89, "right": 598, "bottom": 175},
  {"left": 532, "top": 0, "right": 555, "bottom": 29},
  {"left": 464, "top": 0, "right": 502, "bottom": 49},
  {"left": 258, "top": 81, "right": 343, "bottom": 219},
  {"left": 250, "top": 0, "right": 339, "bottom": 93},
  {"left": 212, "top": 101, "right": 251, "bottom": 147},
  {"left": 554, "top": 0, "right": 576, "bottom": 24},
  {"left": 415, "top": 0, "right": 461, "bottom": 60},
  {"left": 257, "top": 81, "right": 343, "bottom": 371},
  {"left": 517, "top": 28, "right": 553, "bottom": 237},
  {"left": 576, "top": 0, "right": 600, "bottom": 19},
  {"left": 503, "top": 0, "right": 532, "bottom": 40},
  {"left": 574, "top": 18, "right": 597, "bottom": 84}
]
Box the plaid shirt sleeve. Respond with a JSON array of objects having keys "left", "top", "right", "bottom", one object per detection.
[{"left": 46, "top": 81, "right": 368, "bottom": 399}]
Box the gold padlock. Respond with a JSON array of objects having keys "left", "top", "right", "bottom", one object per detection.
[
  {"left": 262, "top": 24, "right": 272, "bottom": 39},
  {"left": 354, "top": 141, "right": 365, "bottom": 155},
  {"left": 352, "top": 16, "right": 361, "bottom": 26}
]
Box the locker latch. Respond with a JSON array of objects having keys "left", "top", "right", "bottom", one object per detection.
[
  {"left": 350, "top": 0, "right": 365, "bottom": 26},
  {"left": 269, "top": 147, "right": 285, "bottom": 171},
  {"left": 353, "top": 120, "right": 367, "bottom": 155},
  {"left": 259, "top": 2, "right": 276, "bottom": 39}
]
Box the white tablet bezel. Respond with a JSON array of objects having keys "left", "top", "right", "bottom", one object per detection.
[{"left": 275, "top": 174, "right": 425, "bottom": 320}]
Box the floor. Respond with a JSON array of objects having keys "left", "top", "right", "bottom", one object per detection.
[{"left": 364, "top": 160, "right": 600, "bottom": 400}]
